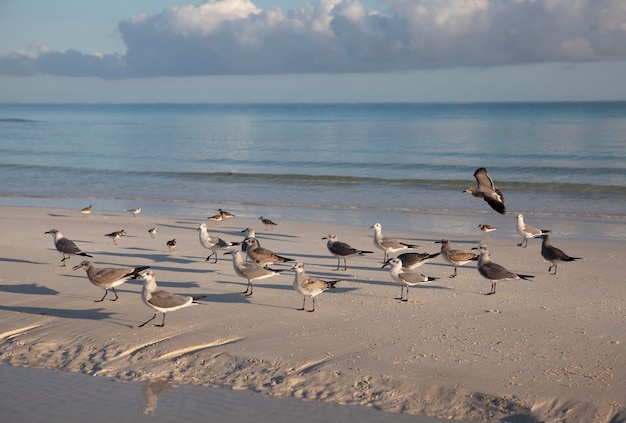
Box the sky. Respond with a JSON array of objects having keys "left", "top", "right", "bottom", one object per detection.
[{"left": 1, "top": 0, "right": 625, "bottom": 103}]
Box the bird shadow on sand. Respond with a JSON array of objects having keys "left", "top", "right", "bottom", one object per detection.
[
  {"left": 0, "top": 304, "right": 115, "bottom": 321},
  {"left": 0, "top": 257, "right": 47, "bottom": 266},
  {"left": 0, "top": 283, "right": 59, "bottom": 296}
]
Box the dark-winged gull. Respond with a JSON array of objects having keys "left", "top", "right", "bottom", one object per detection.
[
  {"left": 105, "top": 229, "right": 126, "bottom": 245},
  {"left": 370, "top": 222, "right": 418, "bottom": 262},
  {"left": 138, "top": 270, "right": 206, "bottom": 328},
  {"left": 225, "top": 250, "right": 285, "bottom": 296},
  {"left": 322, "top": 234, "right": 373, "bottom": 271},
  {"left": 244, "top": 237, "right": 294, "bottom": 267},
  {"left": 44, "top": 229, "right": 93, "bottom": 266},
  {"left": 292, "top": 263, "right": 340, "bottom": 312},
  {"left": 73, "top": 260, "right": 149, "bottom": 302},
  {"left": 473, "top": 244, "right": 534, "bottom": 295},
  {"left": 383, "top": 257, "right": 438, "bottom": 302},
  {"left": 259, "top": 216, "right": 277, "bottom": 231},
  {"left": 463, "top": 167, "right": 506, "bottom": 214},
  {"left": 197, "top": 222, "right": 239, "bottom": 263},
  {"left": 516, "top": 214, "right": 550, "bottom": 248},
  {"left": 435, "top": 239, "right": 478, "bottom": 278},
  {"left": 395, "top": 251, "right": 441, "bottom": 272},
  {"left": 540, "top": 234, "right": 581, "bottom": 275}
]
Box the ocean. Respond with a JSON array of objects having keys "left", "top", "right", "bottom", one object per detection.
[{"left": 1, "top": 102, "right": 625, "bottom": 240}]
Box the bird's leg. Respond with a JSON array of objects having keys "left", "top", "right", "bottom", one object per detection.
[
  {"left": 95, "top": 290, "right": 108, "bottom": 302},
  {"left": 298, "top": 296, "right": 306, "bottom": 311},
  {"left": 343, "top": 258, "right": 347, "bottom": 271},
  {"left": 61, "top": 254, "right": 69, "bottom": 267},
  {"left": 395, "top": 286, "right": 404, "bottom": 300},
  {"left": 449, "top": 266, "right": 458, "bottom": 278},
  {"left": 308, "top": 297, "right": 315, "bottom": 312},
  {"left": 157, "top": 314, "right": 166, "bottom": 327},
  {"left": 402, "top": 287, "right": 409, "bottom": 302},
  {"left": 243, "top": 281, "right": 253, "bottom": 296},
  {"left": 111, "top": 287, "right": 119, "bottom": 301},
  {"left": 139, "top": 313, "right": 157, "bottom": 328}
]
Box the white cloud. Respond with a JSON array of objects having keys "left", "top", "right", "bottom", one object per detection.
[{"left": 1, "top": 0, "right": 625, "bottom": 78}]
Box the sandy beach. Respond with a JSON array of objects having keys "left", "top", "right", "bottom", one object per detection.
[{"left": 1, "top": 205, "right": 624, "bottom": 422}]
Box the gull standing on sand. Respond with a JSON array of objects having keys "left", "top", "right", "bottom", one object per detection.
[
  {"left": 383, "top": 257, "right": 438, "bottom": 302},
  {"left": 72, "top": 260, "right": 149, "bottom": 302},
  {"left": 197, "top": 223, "right": 239, "bottom": 263},
  {"left": 245, "top": 237, "right": 294, "bottom": 267},
  {"left": 105, "top": 229, "right": 126, "bottom": 245},
  {"left": 138, "top": 270, "right": 206, "bottom": 328},
  {"left": 463, "top": 167, "right": 506, "bottom": 214},
  {"left": 395, "top": 251, "right": 441, "bottom": 272},
  {"left": 473, "top": 244, "right": 534, "bottom": 295},
  {"left": 292, "top": 263, "right": 340, "bottom": 312},
  {"left": 44, "top": 229, "right": 93, "bottom": 266},
  {"left": 540, "top": 234, "right": 581, "bottom": 275},
  {"left": 323, "top": 234, "right": 373, "bottom": 271},
  {"left": 259, "top": 216, "right": 277, "bottom": 231},
  {"left": 435, "top": 239, "right": 478, "bottom": 278},
  {"left": 80, "top": 204, "right": 93, "bottom": 218},
  {"left": 225, "top": 250, "right": 285, "bottom": 296},
  {"left": 370, "top": 223, "right": 418, "bottom": 262},
  {"left": 148, "top": 227, "right": 158, "bottom": 238},
  {"left": 126, "top": 207, "right": 142, "bottom": 217},
  {"left": 516, "top": 214, "right": 551, "bottom": 248},
  {"left": 241, "top": 227, "right": 256, "bottom": 253}
]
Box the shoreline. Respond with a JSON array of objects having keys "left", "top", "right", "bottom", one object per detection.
[{"left": 1, "top": 205, "right": 624, "bottom": 422}]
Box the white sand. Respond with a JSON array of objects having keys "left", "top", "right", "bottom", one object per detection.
[{"left": 0, "top": 206, "right": 624, "bottom": 422}]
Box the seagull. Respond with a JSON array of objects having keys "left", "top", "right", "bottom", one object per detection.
[
  {"left": 197, "top": 222, "right": 239, "bottom": 263},
  {"left": 138, "top": 270, "right": 206, "bottom": 328},
  {"left": 105, "top": 229, "right": 126, "bottom": 245},
  {"left": 473, "top": 244, "right": 534, "bottom": 295},
  {"left": 166, "top": 239, "right": 177, "bottom": 252},
  {"left": 80, "top": 204, "right": 93, "bottom": 218},
  {"left": 478, "top": 224, "right": 498, "bottom": 238},
  {"left": 540, "top": 234, "right": 581, "bottom": 275},
  {"left": 394, "top": 251, "right": 441, "bottom": 272},
  {"left": 241, "top": 227, "right": 256, "bottom": 254},
  {"left": 516, "top": 214, "right": 551, "bottom": 248},
  {"left": 383, "top": 257, "right": 438, "bottom": 302},
  {"left": 463, "top": 167, "right": 506, "bottom": 214},
  {"left": 125, "top": 207, "right": 142, "bottom": 217},
  {"left": 72, "top": 260, "right": 149, "bottom": 302},
  {"left": 148, "top": 227, "right": 158, "bottom": 238},
  {"left": 44, "top": 229, "right": 93, "bottom": 266},
  {"left": 259, "top": 216, "right": 277, "bottom": 231},
  {"left": 245, "top": 237, "right": 294, "bottom": 267},
  {"left": 322, "top": 234, "right": 373, "bottom": 271},
  {"left": 370, "top": 222, "right": 418, "bottom": 262},
  {"left": 207, "top": 213, "right": 223, "bottom": 225},
  {"left": 292, "top": 263, "right": 340, "bottom": 312},
  {"left": 435, "top": 239, "right": 479, "bottom": 278},
  {"left": 218, "top": 208, "right": 236, "bottom": 219},
  {"left": 225, "top": 250, "right": 285, "bottom": 296}
]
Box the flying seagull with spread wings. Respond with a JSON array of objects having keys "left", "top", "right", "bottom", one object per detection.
[{"left": 463, "top": 167, "right": 506, "bottom": 214}]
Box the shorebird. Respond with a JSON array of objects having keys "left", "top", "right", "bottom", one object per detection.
[
  {"left": 241, "top": 227, "right": 256, "bottom": 253},
  {"left": 197, "top": 222, "right": 239, "bottom": 263},
  {"left": 72, "top": 260, "right": 148, "bottom": 302},
  {"left": 225, "top": 250, "right": 285, "bottom": 296},
  {"left": 166, "top": 239, "right": 177, "bottom": 252},
  {"left": 207, "top": 213, "right": 223, "bottom": 225},
  {"left": 218, "top": 208, "right": 236, "bottom": 219},
  {"left": 435, "top": 239, "right": 479, "bottom": 278},
  {"left": 478, "top": 224, "right": 498, "bottom": 238},
  {"left": 148, "top": 227, "right": 158, "bottom": 238},
  {"left": 125, "top": 207, "right": 142, "bottom": 217},
  {"left": 44, "top": 229, "right": 92, "bottom": 266},
  {"left": 245, "top": 237, "right": 294, "bottom": 266},
  {"left": 138, "top": 270, "right": 206, "bottom": 328},
  {"left": 105, "top": 229, "right": 126, "bottom": 245},
  {"left": 516, "top": 214, "right": 551, "bottom": 248},
  {"left": 292, "top": 263, "right": 340, "bottom": 312},
  {"left": 80, "top": 204, "right": 93, "bottom": 218},
  {"left": 463, "top": 167, "right": 506, "bottom": 214},
  {"left": 323, "top": 234, "right": 373, "bottom": 271},
  {"left": 473, "top": 244, "right": 534, "bottom": 295},
  {"left": 540, "top": 234, "right": 581, "bottom": 275},
  {"left": 383, "top": 257, "right": 438, "bottom": 302},
  {"left": 259, "top": 216, "right": 277, "bottom": 231},
  {"left": 395, "top": 251, "right": 441, "bottom": 272},
  {"left": 370, "top": 222, "right": 418, "bottom": 262}
]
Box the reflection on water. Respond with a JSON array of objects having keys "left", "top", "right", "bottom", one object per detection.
[
  {"left": 0, "top": 364, "right": 459, "bottom": 423},
  {"left": 140, "top": 380, "right": 176, "bottom": 415}
]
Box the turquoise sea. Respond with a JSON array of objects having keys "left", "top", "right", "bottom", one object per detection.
[{"left": 1, "top": 102, "right": 625, "bottom": 240}]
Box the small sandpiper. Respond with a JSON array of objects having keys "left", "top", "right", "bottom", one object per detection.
[
  {"left": 166, "top": 239, "right": 177, "bottom": 252},
  {"left": 80, "top": 204, "right": 93, "bottom": 218},
  {"left": 125, "top": 207, "right": 142, "bottom": 217},
  {"left": 259, "top": 216, "right": 277, "bottom": 231},
  {"left": 105, "top": 229, "right": 126, "bottom": 245}
]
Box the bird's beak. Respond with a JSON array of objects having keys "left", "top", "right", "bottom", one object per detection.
[{"left": 381, "top": 260, "right": 391, "bottom": 269}]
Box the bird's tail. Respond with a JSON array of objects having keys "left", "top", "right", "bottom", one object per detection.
[
  {"left": 79, "top": 252, "right": 93, "bottom": 258},
  {"left": 326, "top": 281, "right": 340, "bottom": 289},
  {"left": 517, "top": 274, "right": 534, "bottom": 280},
  {"left": 358, "top": 250, "right": 374, "bottom": 255},
  {"left": 192, "top": 295, "right": 207, "bottom": 302},
  {"left": 131, "top": 266, "right": 150, "bottom": 278}
]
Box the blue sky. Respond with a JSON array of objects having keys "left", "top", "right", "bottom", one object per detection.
[{"left": 1, "top": 0, "right": 625, "bottom": 103}]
